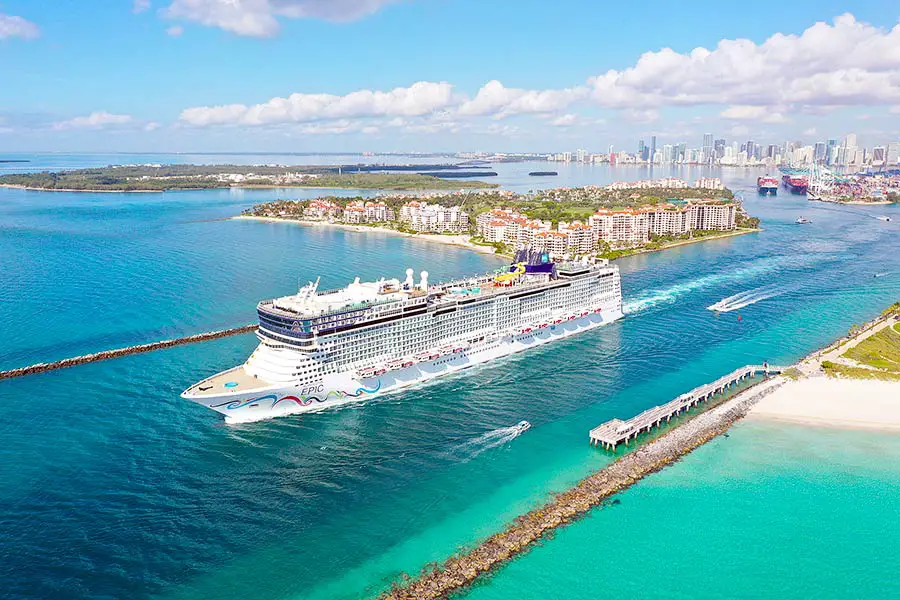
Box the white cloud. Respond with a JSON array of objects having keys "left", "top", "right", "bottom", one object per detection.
[
  {"left": 620, "top": 108, "right": 659, "bottom": 124},
  {"left": 550, "top": 114, "right": 579, "bottom": 127},
  {"left": 180, "top": 81, "right": 455, "bottom": 126},
  {"left": 53, "top": 112, "right": 134, "bottom": 130},
  {"left": 166, "top": 25, "right": 184, "bottom": 36},
  {"left": 144, "top": 121, "right": 161, "bottom": 131},
  {"left": 164, "top": 0, "right": 400, "bottom": 37},
  {"left": 720, "top": 105, "right": 788, "bottom": 123},
  {"left": 589, "top": 14, "right": 900, "bottom": 115},
  {"left": 890, "top": 106, "right": 900, "bottom": 114},
  {"left": 0, "top": 12, "right": 40, "bottom": 40},
  {"left": 730, "top": 125, "right": 750, "bottom": 137},
  {"left": 133, "top": 0, "right": 152, "bottom": 14},
  {"left": 458, "top": 80, "right": 586, "bottom": 117},
  {"left": 803, "top": 127, "right": 817, "bottom": 136}
]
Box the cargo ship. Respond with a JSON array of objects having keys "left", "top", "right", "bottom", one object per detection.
[
  {"left": 757, "top": 176, "right": 779, "bottom": 195},
  {"left": 782, "top": 175, "right": 808, "bottom": 195},
  {"left": 182, "top": 249, "right": 623, "bottom": 423}
]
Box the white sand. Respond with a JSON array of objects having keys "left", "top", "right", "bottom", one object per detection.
[{"left": 749, "top": 377, "right": 900, "bottom": 431}]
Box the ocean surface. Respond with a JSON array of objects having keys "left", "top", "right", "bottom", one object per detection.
[{"left": 1, "top": 155, "right": 899, "bottom": 600}]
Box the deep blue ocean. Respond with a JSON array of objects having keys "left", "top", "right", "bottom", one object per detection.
[{"left": 1, "top": 155, "right": 898, "bottom": 600}]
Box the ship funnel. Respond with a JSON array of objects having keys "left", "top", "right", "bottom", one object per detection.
[
  {"left": 403, "top": 268, "right": 414, "bottom": 290},
  {"left": 419, "top": 270, "right": 429, "bottom": 290}
]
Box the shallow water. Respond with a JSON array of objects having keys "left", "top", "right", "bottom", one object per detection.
[{"left": 1, "top": 159, "right": 898, "bottom": 600}]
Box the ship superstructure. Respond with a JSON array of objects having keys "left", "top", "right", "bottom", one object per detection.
[
  {"left": 757, "top": 176, "right": 778, "bottom": 195},
  {"left": 182, "top": 250, "right": 623, "bottom": 422}
]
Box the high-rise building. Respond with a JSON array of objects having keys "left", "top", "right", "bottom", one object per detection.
[
  {"left": 650, "top": 136, "right": 657, "bottom": 165},
  {"left": 825, "top": 139, "right": 838, "bottom": 165},
  {"left": 887, "top": 142, "right": 900, "bottom": 165},
  {"left": 702, "top": 133, "right": 713, "bottom": 162},
  {"left": 872, "top": 147, "right": 886, "bottom": 165},
  {"left": 714, "top": 138, "right": 726, "bottom": 159},
  {"left": 766, "top": 144, "right": 778, "bottom": 159},
  {"left": 638, "top": 139, "right": 645, "bottom": 158},
  {"left": 814, "top": 142, "right": 826, "bottom": 163},
  {"left": 744, "top": 140, "right": 756, "bottom": 161}
]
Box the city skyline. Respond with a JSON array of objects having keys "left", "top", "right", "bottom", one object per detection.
[
  {"left": 545, "top": 131, "right": 900, "bottom": 168},
  {"left": 2, "top": 2, "right": 900, "bottom": 152}
]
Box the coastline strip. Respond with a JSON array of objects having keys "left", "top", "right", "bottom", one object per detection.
[
  {"left": 0, "top": 325, "right": 257, "bottom": 381},
  {"left": 380, "top": 376, "right": 786, "bottom": 600}
]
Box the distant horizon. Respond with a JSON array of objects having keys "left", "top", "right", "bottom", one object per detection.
[{"left": 2, "top": 2, "right": 900, "bottom": 151}]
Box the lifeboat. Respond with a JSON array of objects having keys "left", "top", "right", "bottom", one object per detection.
[
  {"left": 374, "top": 368, "right": 387, "bottom": 376},
  {"left": 593, "top": 308, "right": 603, "bottom": 313},
  {"left": 539, "top": 323, "right": 548, "bottom": 328},
  {"left": 521, "top": 327, "right": 532, "bottom": 334},
  {"left": 581, "top": 311, "right": 589, "bottom": 317},
  {"left": 401, "top": 360, "right": 414, "bottom": 368},
  {"left": 553, "top": 319, "right": 563, "bottom": 325}
]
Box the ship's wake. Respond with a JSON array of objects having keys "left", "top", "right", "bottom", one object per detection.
[
  {"left": 447, "top": 425, "right": 526, "bottom": 462},
  {"left": 623, "top": 257, "right": 783, "bottom": 314},
  {"left": 707, "top": 284, "right": 786, "bottom": 313}
]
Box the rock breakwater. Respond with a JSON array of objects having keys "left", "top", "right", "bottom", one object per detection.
[
  {"left": 381, "top": 378, "right": 786, "bottom": 600},
  {"left": 0, "top": 325, "right": 257, "bottom": 381}
]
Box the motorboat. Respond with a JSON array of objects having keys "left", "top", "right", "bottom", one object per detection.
[
  {"left": 796, "top": 217, "right": 811, "bottom": 224},
  {"left": 515, "top": 420, "right": 532, "bottom": 433},
  {"left": 877, "top": 216, "right": 892, "bottom": 222}
]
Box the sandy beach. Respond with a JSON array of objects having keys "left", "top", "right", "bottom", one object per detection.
[
  {"left": 234, "top": 215, "right": 504, "bottom": 256},
  {"left": 749, "top": 378, "right": 900, "bottom": 431}
]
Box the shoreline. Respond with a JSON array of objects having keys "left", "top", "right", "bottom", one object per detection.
[
  {"left": 233, "top": 215, "right": 504, "bottom": 256},
  {"left": 605, "top": 228, "right": 760, "bottom": 260},
  {"left": 0, "top": 182, "right": 497, "bottom": 194},
  {"left": 236, "top": 216, "right": 758, "bottom": 261},
  {"left": 381, "top": 377, "right": 787, "bottom": 600},
  {"left": 380, "top": 303, "right": 900, "bottom": 599},
  {"left": 808, "top": 196, "right": 894, "bottom": 206}
]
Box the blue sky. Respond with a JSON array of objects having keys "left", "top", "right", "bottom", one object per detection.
[{"left": 1, "top": 0, "right": 899, "bottom": 152}]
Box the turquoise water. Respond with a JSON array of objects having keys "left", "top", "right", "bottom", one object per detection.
[{"left": 1, "top": 160, "right": 899, "bottom": 600}]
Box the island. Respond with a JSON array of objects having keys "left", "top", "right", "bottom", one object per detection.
[
  {"left": 0, "top": 164, "right": 499, "bottom": 192},
  {"left": 239, "top": 177, "right": 760, "bottom": 260}
]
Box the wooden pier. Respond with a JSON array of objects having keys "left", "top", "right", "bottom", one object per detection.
[{"left": 589, "top": 364, "right": 783, "bottom": 450}]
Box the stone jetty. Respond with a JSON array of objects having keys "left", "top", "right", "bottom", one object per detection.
[
  {"left": 0, "top": 325, "right": 258, "bottom": 381},
  {"left": 380, "top": 377, "right": 786, "bottom": 600}
]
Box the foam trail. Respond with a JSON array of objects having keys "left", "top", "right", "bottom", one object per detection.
[
  {"left": 708, "top": 284, "right": 786, "bottom": 312},
  {"left": 874, "top": 272, "right": 892, "bottom": 279},
  {"left": 447, "top": 426, "right": 525, "bottom": 462},
  {"left": 623, "top": 257, "right": 785, "bottom": 315}
]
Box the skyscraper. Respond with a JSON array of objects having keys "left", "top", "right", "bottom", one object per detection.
[
  {"left": 714, "top": 138, "right": 726, "bottom": 159},
  {"left": 825, "top": 139, "right": 838, "bottom": 165},
  {"left": 650, "top": 135, "right": 657, "bottom": 165},
  {"left": 702, "top": 133, "right": 713, "bottom": 162},
  {"left": 814, "top": 142, "right": 826, "bottom": 163}
]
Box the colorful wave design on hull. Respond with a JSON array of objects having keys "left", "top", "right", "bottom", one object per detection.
[{"left": 210, "top": 380, "right": 382, "bottom": 411}]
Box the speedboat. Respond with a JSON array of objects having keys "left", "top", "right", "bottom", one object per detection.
[
  {"left": 877, "top": 216, "right": 892, "bottom": 222},
  {"left": 796, "top": 217, "right": 811, "bottom": 224},
  {"left": 515, "top": 420, "right": 531, "bottom": 433}
]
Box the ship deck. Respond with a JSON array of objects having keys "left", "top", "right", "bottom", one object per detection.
[{"left": 183, "top": 365, "right": 274, "bottom": 398}]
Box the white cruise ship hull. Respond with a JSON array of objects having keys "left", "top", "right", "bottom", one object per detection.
[{"left": 186, "top": 305, "right": 623, "bottom": 424}]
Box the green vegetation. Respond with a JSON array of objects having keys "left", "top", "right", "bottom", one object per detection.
[
  {"left": 0, "top": 165, "right": 497, "bottom": 192},
  {"left": 596, "top": 228, "right": 756, "bottom": 260},
  {"left": 842, "top": 325, "right": 900, "bottom": 373},
  {"left": 782, "top": 367, "right": 804, "bottom": 380},
  {"left": 822, "top": 361, "right": 900, "bottom": 381}
]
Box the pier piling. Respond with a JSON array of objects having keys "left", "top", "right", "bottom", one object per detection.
[{"left": 589, "top": 365, "right": 783, "bottom": 450}]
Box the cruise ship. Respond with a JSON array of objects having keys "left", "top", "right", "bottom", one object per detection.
[{"left": 182, "top": 250, "right": 623, "bottom": 423}]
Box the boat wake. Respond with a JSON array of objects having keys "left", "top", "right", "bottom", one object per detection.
[
  {"left": 874, "top": 272, "right": 892, "bottom": 279},
  {"left": 623, "top": 257, "right": 784, "bottom": 314},
  {"left": 447, "top": 424, "right": 528, "bottom": 462},
  {"left": 707, "top": 285, "right": 786, "bottom": 313}
]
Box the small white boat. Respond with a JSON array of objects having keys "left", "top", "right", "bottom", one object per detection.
[
  {"left": 877, "top": 215, "right": 892, "bottom": 222},
  {"left": 796, "top": 217, "right": 811, "bottom": 224},
  {"left": 515, "top": 420, "right": 531, "bottom": 433}
]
